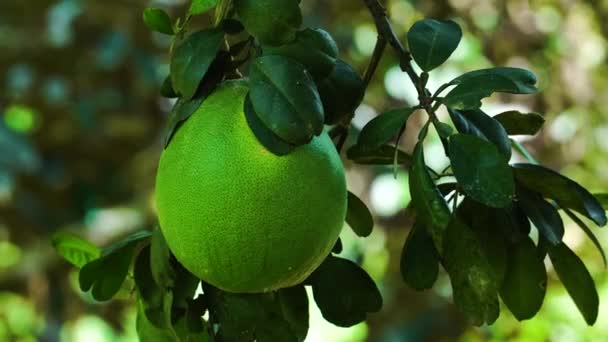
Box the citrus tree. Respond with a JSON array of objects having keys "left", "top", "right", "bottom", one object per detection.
[{"left": 52, "top": 0, "right": 608, "bottom": 340}]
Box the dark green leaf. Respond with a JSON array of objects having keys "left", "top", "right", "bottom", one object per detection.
[
  {"left": 244, "top": 95, "right": 295, "bottom": 155},
  {"left": 517, "top": 186, "right": 564, "bottom": 245},
  {"left": 136, "top": 300, "right": 177, "bottom": 342},
  {"left": 143, "top": 8, "right": 174, "bottom": 35},
  {"left": 500, "top": 237, "right": 547, "bottom": 320},
  {"left": 513, "top": 164, "right": 607, "bottom": 227},
  {"left": 346, "top": 191, "right": 374, "bottom": 237},
  {"left": 494, "top": 111, "right": 545, "bottom": 135},
  {"left": 549, "top": 243, "right": 599, "bottom": 325},
  {"left": 51, "top": 232, "right": 101, "bottom": 268},
  {"left": 249, "top": 55, "right": 324, "bottom": 145},
  {"left": 264, "top": 28, "right": 338, "bottom": 78},
  {"left": 563, "top": 209, "right": 607, "bottom": 267},
  {"left": 464, "top": 200, "right": 508, "bottom": 286},
  {"left": 203, "top": 283, "right": 308, "bottom": 341},
  {"left": 356, "top": 108, "right": 415, "bottom": 150},
  {"left": 409, "top": 142, "right": 451, "bottom": 253},
  {"left": 435, "top": 121, "right": 454, "bottom": 138},
  {"left": 221, "top": 19, "right": 246, "bottom": 35},
  {"left": 170, "top": 29, "right": 224, "bottom": 100},
  {"left": 400, "top": 222, "right": 439, "bottom": 290},
  {"left": 332, "top": 238, "right": 343, "bottom": 254},
  {"left": 164, "top": 52, "right": 230, "bottom": 148},
  {"left": 235, "top": 0, "right": 302, "bottom": 46},
  {"left": 448, "top": 109, "right": 511, "bottom": 159},
  {"left": 160, "top": 76, "right": 178, "bottom": 98},
  {"left": 189, "top": 0, "right": 220, "bottom": 15},
  {"left": 346, "top": 144, "right": 412, "bottom": 166},
  {"left": 594, "top": 193, "right": 608, "bottom": 209},
  {"left": 79, "top": 231, "right": 151, "bottom": 301},
  {"left": 150, "top": 228, "right": 175, "bottom": 289},
  {"left": 441, "top": 68, "right": 537, "bottom": 110},
  {"left": 134, "top": 245, "right": 170, "bottom": 329},
  {"left": 449, "top": 134, "right": 515, "bottom": 208},
  {"left": 443, "top": 216, "right": 499, "bottom": 326},
  {"left": 407, "top": 19, "right": 462, "bottom": 72},
  {"left": 307, "top": 255, "right": 382, "bottom": 327},
  {"left": 317, "top": 59, "right": 365, "bottom": 125}
]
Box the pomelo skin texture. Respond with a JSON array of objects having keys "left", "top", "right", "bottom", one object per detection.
[{"left": 155, "top": 80, "right": 347, "bottom": 293}]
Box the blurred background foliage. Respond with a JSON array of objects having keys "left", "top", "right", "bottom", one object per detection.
[{"left": 1, "top": 0, "right": 607, "bottom": 341}]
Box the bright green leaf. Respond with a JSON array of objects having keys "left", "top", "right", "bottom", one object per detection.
[
  {"left": 441, "top": 68, "right": 537, "bottom": 110},
  {"left": 513, "top": 164, "right": 607, "bottom": 227},
  {"left": 143, "top": 8, "right": 174, "bottom": 35},
  {"left": 249, "top": 55, "right": 324, "bottom": 145},
  {"left": 494, "top": 111, "right": 545, "bottom": 136},
  {"left": 235, "top": 0, "right": 302, "bottom": 46},
  {"left": 448, "top": 109, "right": 511, "bottom": 159},
  {"left": 346, "top": 191, "right": 374, "bottom": 237},
  {"left": 400, "top": 222, "right": 439, "bottom": 290},
  {"left": 449, "top": 134, "right": 515, "bottom": 208},
  {"left": 549, "top": 243, "right": 599, "bottom": 325},
  {"left": 356, "top": 108, "right": 415, "bottom": 150},
  {"left": 407, "top": 19, "right": 462, "bottom": 72},
  {"left": 307, "top": 255, "right": 382, "bottom": 327},
  {"left": 500, "top": 237, "right": 547, "bottom": 320},
  {"left": 189, "top": 0, "right": 220, "bottom": 15},
  {"left": 170, "top": 29, "right": 224, "bottom": 100},
  {"left": 51, "top": 232, "right": 101, "bottom": 268}
]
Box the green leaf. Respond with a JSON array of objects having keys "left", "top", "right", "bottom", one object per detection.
[
  {"left": 136, "top": 300, "right": 177, "bottom": 342},
  {"left": 500, "top": 237, "right": 547, "bottom": 320},
  {"left": 449, "top": 134, "right": 515, "bottom": 208},
  {"left": 443, "top": 216, "right": 500, "bottom": 326},
  {"left": 150, "top": 228, "right": 175, "bottom": 289},
  {"left": 51, "top": 232, "right": 101, "bottom": 268},
  {"left": 235, "top": 0, "right": 302, "bottom": 46},
  {"left": 448, "top": 109, "right": 511, "bottom": 159},
  {"left": 249, "top": 55, "right": 324, "bottom": 145},
  {"left": 307, "top": 255, "right": 382, "bottom": 327},
  {"left": 563, "top": 209, "right": 607, "bottom": 267},
  {"left": 346, "top": 144, "right": 412, "bottom": 166},
  {"left": 134, "top": 245, "right": 171, "bottom": 329},
  {"left": 407, "top": 19, "right": 462, "bottom": 72},
  {"left": 189, "top": 0, "right": 220, "bottom": 15},
  {"left": 494, "top": 111, "right": 545, "bottom": 136},
  {"left": 317, "top": 60, "right": 365, "bottom": 125},
  {"left": 79, "top": 231, "right": 151, "bottom": 301},
  {"left": 408, "top": 142, "right": 451, "bottom": 253},
  {"left": 356, "top": 108, "right": 415, "bottom": 150},
  {"left": 593, "top": 193, "right": 608, "bottom": 209},
  {"left": 516, "top": 186, "right": 564, "bottom": 245},
  {"left": 435, "top": 121, "right": 454, "bottom": 138},
  {"left": 264, "top": 28, "right": 338, "bottom": 78},
  {"left": 400, "top": 222, "right": 439, "bottom": 290},
  {"left": 170, "top": 28, "right": 224, "bottom": 100},
  {"left": 464, "top": 200, "right": 508, "bottom": 286},
  {"left": 164, "top": 52, "right": 230, "bottom": 148},
  {"left": 244, "top": 95, "right": 296, "bottom": 155},
  {"left": 203, "top": 283, "right": 309, "bottom": 341},
  {"left": 160, "top": 76, "right": 178, "bottom": 98},
  {"left": 513, "top": 164, "right": 607, "bottom": 227},
  {"left": 173, "top": 297, "right": 210, "bottom": 342},
  {"left": 548, "top": 243, "right": 599, "bottom": 325},
  {"left": 332, "top": 238, "right": 343, "bottom": 254},
  {"left": 441, "top": 67, "right": 538, "bottom": 110},
  {"left": 143, "top": 8, "right": 174, "bottom": 35},
  {"left": 345, "top": 191, "right": 374, "bottom": 237}
]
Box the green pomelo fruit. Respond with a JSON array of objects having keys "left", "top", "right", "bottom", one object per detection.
[{"left": 155, "top": 80, "right": 347, "bottom": 293}]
